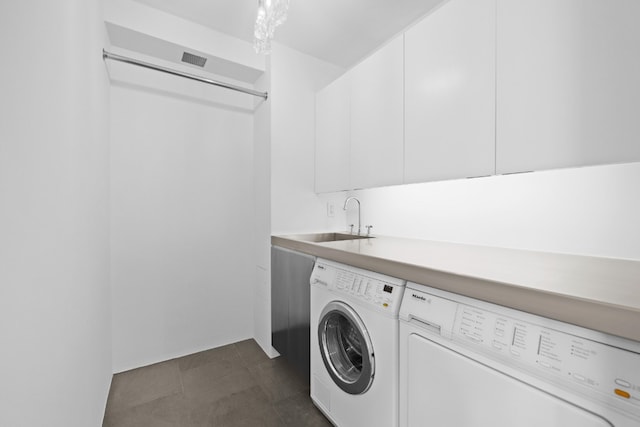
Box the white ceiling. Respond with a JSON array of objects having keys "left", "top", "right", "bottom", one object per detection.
[{"left": 132, "top": 0, "right": 446, "bottom": 68}]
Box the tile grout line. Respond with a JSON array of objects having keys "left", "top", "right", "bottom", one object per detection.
[{"left": 177, "top": 360, "right": 186, "bottom": 395}]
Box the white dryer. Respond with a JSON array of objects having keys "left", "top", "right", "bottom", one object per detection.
[
  {"left": 399, "top": 282, "right": 640, "bottom": 427},
  {"left": 310, "top": 259, "right": 406, "bottom": 427}
]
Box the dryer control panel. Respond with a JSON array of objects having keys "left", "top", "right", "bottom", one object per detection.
[
  {"left": 400, "top": 284, "right": 640, "bottom": 418},
  {"left": 310, "top": 259, "right": 406, "bottom": 315}
]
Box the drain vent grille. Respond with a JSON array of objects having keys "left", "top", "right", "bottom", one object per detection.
[{"left": 181, "top": 52, "right": 207, "bottom": 67}]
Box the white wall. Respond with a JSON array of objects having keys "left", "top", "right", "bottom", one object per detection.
[
  {"left": 346, "top": 162, "right": 640, "bottom": 260},
  {"left": 0, "top": 1, "right": 112, "bottom": 426},
  {"left": 251, "top": 44, "right": 346, "bottom": 356},
  {"left": 252, "top": 61, "right": 274, "bottom": 356},
  {"left": 110, "top": 67, "right": 256, "bottom": 371},
  {"left": 270, "top": 44, "right": 346, "bottom": 235}
]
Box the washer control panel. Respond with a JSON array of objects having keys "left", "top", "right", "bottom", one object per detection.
[
  {"left": 400, "top": 284, "right": 640, "bottom": 417},
  {"left": 310, "top": 259, "right": 405, "bottom": 314}
]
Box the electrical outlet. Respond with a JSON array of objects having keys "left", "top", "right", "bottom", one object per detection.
[{"left": 327, "top": 202, "right": 335, "bottom": 217}]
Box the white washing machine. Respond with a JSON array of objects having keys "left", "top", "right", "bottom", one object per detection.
[
  {"left": 399, "top": 282, "right": 640, "bottom": 427},
  {"left": 310, "top": 258, "right": 406, "bottom": 427}
]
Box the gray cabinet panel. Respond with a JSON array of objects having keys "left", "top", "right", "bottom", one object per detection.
[{"left": 271, "top": 246, "right": 315, "bottom": 382}]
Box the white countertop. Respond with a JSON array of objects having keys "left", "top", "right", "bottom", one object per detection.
[{"left": 272, "top": 233, "right": 640, "bottom": 342}]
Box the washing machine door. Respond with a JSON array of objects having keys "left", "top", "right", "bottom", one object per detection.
[{"left": 318, "top": 301, "right": 375, "bottom": 395}]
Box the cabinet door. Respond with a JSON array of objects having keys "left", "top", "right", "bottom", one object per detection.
[
  {"left": 404, "top": 0, "right": 496, "bottom": 183},
  {"left": 315, "top": 73, "right": 350, "bottom": 193},
  {"left": 271, "top": 246, "right": 315, "bottom": 382},
  {"left": 350, "top": 35, "right": 404, "bottom": 189},
  {"left": 496, "top": 0, "right": 640, "bottom": 174}
]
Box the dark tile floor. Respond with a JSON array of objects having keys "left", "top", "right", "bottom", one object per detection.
[{"left": 103, "top": 339, "right": 332, "bottom": 427}]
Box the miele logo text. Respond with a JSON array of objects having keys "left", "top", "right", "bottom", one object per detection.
[{"left": 411, "top": 293, "right": 426, "bottom": 301}]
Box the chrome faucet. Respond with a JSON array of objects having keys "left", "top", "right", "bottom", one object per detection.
[{"left": 343, "top": 197, "right": 361, "bottom": 235}]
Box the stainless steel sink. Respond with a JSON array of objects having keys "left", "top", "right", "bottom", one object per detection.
[{"left": 294, "top": 232, "right": 373, "bottom": 243}]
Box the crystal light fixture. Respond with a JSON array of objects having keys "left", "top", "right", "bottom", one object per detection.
[{"left": 254, "top": 0, "right": 290, "bottom": 54}]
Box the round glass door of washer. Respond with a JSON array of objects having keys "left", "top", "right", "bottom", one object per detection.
[{"left": 318, "top": 301, "right": 375, "bottom": 395}]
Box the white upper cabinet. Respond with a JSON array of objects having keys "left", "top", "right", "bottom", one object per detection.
[
  {"left": 496, "top": 0, "right": 640, "bottom": 174},
  {"left": 317, "top": 0, "right": 640, "bottom": 192},
  {"left": 315, "top": 73, "right": 351, "bottom": 193},
  {"left": 350, "top": 35, "right": 404, "bottom": 189},
  {"left": 404, "top": 0, "right": 496, "bottom": 183}
]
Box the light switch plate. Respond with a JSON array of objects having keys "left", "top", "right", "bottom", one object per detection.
[{"left": 327, "top": 202, "right": 335, "bottom": 217}]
